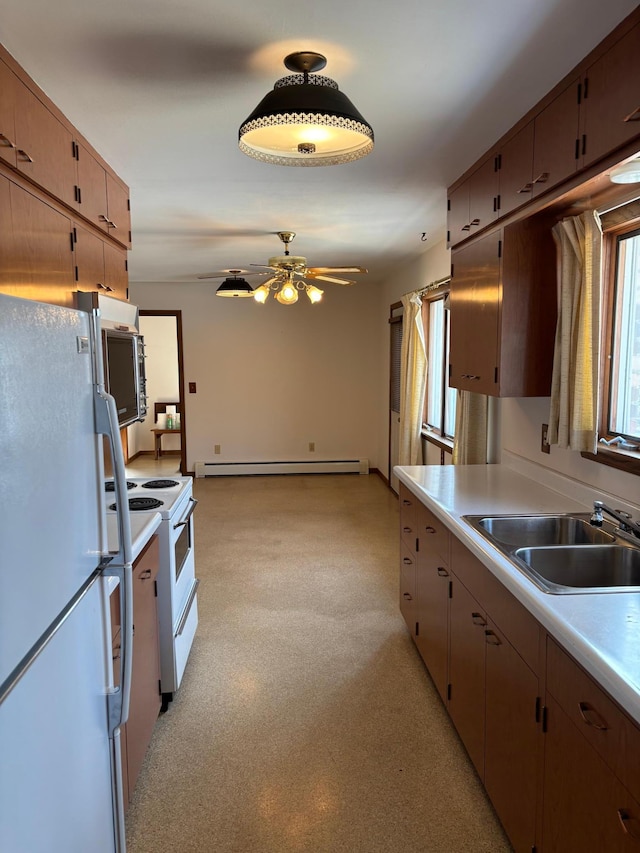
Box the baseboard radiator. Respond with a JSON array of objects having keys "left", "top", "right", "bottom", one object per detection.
[{"left": 194, "top": 459, "right": 369, "bottom": 478}]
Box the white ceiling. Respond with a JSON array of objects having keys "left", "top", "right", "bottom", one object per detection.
[{"left": 1, "top": 0, "right": 637, "bottom": 287}]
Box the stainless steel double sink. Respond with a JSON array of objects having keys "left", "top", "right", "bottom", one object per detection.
[{"left": 463, "top": 513, "right": 640, "bottom": 594}]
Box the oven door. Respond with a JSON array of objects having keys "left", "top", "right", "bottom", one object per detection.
[{"left": 173, "top": 497, "right": 197, "bottom": 585}]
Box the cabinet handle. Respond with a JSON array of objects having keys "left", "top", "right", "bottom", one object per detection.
[
  {"left": 403, "top": 526, "right": 413, "bottom": 534},
  {"left": 461, "top": 374, "right": 481, "bottom": 381},
  {"left": 424, "top": 525, "right": 436, "bottom": 534},
  {"left": 402, "top": 499, "right": 412, "bottom": 507},
  {"left": 577, "top": 701, "right": 608, "bottom": 731},
  {"left": 97, "top": 282, "right": 114, "bottom": 292},
  {"left": 0, "top": 133, "right": 16, "bottom": 149},
  {"left": 139, "top": 568, "right": 152, "bottom": 580},
  {"left": 470, "top": 218, "right": 480, "bottom": 227},
  {"left": 617, "top": 810, "right": 640, "bottom": 842},
  {"left": 437, "top": 567, "right": 449, "bottom": 577},
  {"left": 624, "top": 106, "right": 640, "bottom": 123},
  {"left": 402, "top": 557, "right": 413, "bottom": 566},
  {"left": 16, "top": 149, "right": 33, "bottom": 163},
  {"left": 99, "top": 214, "right": 116, "bottom": 228},
  {"left": 517, "top": 182, "right": 533, "bottom": 194},
  {"left": 485, "top": 629, "right": 502, "bottom": 645},
  {"left": 533, "top": 172, "right": 549, "bottom": 185},
  {"left": 471, "top": 612, "right": 486, "bottom": 626},
  {"left": 403, "top": 592, "right": 413, "bottom": 600},
  {"left": 461, "top": 223, "right": 471, "bottom": 232}
]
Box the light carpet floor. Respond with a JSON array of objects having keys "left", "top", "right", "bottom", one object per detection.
[{"left": 125, "top": 473, "right": 512, "bottom": 853}]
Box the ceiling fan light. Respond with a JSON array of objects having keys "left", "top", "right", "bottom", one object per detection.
[
  {"left": 238, "top": 52, "right": 373, "bottom": 167},
  {"left": 275, "top": 282, "right": 299, "bottom": 305},
  {"left": 305, "top": 285, "right": 324, "bottom": 304},
  {"left": 609, "top": 158, "right": 640, "bottom": 184},
  {"left": 253, "top": 284, "right": 270, "bottom": 303},
  {"left": 215, "top": 277, "right": 254, "bottom": 297}
]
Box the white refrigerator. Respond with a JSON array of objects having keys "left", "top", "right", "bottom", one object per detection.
[{"left": 0, "top": 294, "right": 134, "bottom": 852}]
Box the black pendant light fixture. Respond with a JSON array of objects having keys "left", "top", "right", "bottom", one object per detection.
[
  {"left": 238, "top": 51, "right": 374, "bottom": 166},
  {"left": 215, "top": 274, "right": 255, "bottom": 297}
]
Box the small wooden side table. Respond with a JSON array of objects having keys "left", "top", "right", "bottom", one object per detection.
[{"left": 151, "top": 428, "right": 180, "bottom": 460}]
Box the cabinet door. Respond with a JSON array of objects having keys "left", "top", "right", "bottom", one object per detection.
[
  {"left": 416, "top": 555, "right": 449, "bottom": 702},
  {"left": 8, "top": 181, "right": 75, "bottom": 305},
  {"left": 468, "top": 156, "right": 498, "bottom": 234},
  {"left": 0, "top": 175, "right": 12, "bottom": 289},
  {"left": 449, "top": 232, "right": 500, "bottom": 395},
  {"left": 0, "top": 60, "right": 18, "bottom": 168},
  {"left": 126, "top": 536, "right": 162, "bottom": 797},
  {"left": 581, "top": 23, "right": 640, "bottom": 167},
  {"left": 531, "top": 78, "right": 580, "bottom": 197},
  {"left": 399, "top": 483, "right": 419, "bottom": 553},
  {"left": 448, "top": 577, "right": 486, "bottom": 778},
  {"left": 75, "top": 142, "right": 109, "bottom": 233},
  {"left": 399, "top": 543, "right": 417, "bottom": 638},
  {"left": 74, "top": 223, "right": 106, "bottom": 291},
  {"left": 497, "top": 122, "right": 534, "bottom": 218},
  {"left": 14, "top": 87, "right": 76, "bottom": 208},
  {"left": 542, "top": 695, "right": 640, "bottom": 853},
  {"left": 447, "top": 182, "right": 470, "bottom": 247},
  {"left": 106, "top": 173, "right": 131, "bottom": 249},
  {"left": 103, "top": 241, "right": 128, "bottom": 299},
  {"left": 484, "top": 618, "right": 539, "bottom": 853}
]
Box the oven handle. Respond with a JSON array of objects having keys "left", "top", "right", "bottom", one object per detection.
[
  {"left": 175, "top": 579, "right": 200, "bottom": 637},
  {"left": 173, "top": 497, "right": 198, "bottom": 530}
]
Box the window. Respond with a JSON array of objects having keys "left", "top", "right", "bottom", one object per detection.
[
  {"left": 588, "top": 206, "right": 640, "bottom": 475},
  {"left": 608, "top": 228, "right": 640, "bottom": 442},
  {"left": 423, "top": 290, "right": 456, "bottom": 439}
]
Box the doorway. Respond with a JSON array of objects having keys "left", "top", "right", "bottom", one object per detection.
[
  {"left": 389, "top": 302, "right": 403, "bottom": 494},
  {"left": 129, "top": 310, "right": 187, "bottom": 475}
]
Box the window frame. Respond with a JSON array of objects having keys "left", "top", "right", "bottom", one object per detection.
[
  {"left": 582, "top": 207, "right": 640, "bottom": 475},
  {"left": 421, "top": 285, "right": 455, "bottom": 458}
]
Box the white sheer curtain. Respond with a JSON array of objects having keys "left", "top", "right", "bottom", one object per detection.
[
  {"left": 398, "top": 291, "right": 427, "bottom": 465},
  {"left": 548, "top": 210, "right": 602, "bottom": 452},
  {"left": 452, "top": 390, "right": 489, "bottom": 464}
]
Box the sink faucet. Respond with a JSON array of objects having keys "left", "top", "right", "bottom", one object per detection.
[{"left": 590, "top": 500, "right": 640, "bottom": 539}]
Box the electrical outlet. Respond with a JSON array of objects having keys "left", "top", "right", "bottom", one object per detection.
[
  {"left": 214, "top": 444, "right": 221, "bottom": 455},
  {"left": 309, "top": 442, "right": 315, "bottom": 452},
  {"left": 541, "top": 424, "right": 551, "bottom": 454}
]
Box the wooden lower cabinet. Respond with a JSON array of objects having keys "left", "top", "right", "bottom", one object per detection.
[
  {"left": 542, "top": 694, "right": 640, "bottom": 852},
  {"left": 448, "top": 577, "right": 487, "bottom": 778},
  {"left": 110, "top": 535, "right": 162, "bottom": 811},
  {"left": 415, "top": 552, "right": 449, "bottom": 703},
  {"left": 399, "top": 543, "right": 417, "bottom": 640},
  {"left": 484, "top": 616, "right": 539, "bottom": 853}
]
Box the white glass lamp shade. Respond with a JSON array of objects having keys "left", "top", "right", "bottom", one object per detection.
[
  {"left": 305, "top": 285, "right": 324, "bottom": 304},
  {"left": 253, "top": 284, "right": 271, "bottom": 303},
  {"left": 275, "top": 281, "right": 299, "bottom": 305},
  {"left": 609, "top": 158, "right": 640, "bottom": 184},
  {"left": 238, "top": 53, "right": 373, "bottom": 167}
]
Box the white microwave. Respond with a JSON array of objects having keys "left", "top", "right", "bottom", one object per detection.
[{"left": 75, "top": 291, "right": 148, "bottom": 428}]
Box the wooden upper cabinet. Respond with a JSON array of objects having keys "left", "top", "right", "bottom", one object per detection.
[
  {"left": 106, "top": 173, "right": 131, "bottom": 248},
  {"left": 496, "top": 122, "right": 534, "bottom": 218},
  {"left": 75, "top": 144, "right": 131, "bottom": 248},
  {"left": 6, "top": 181, "right": 75, "bottom": 306},
  {"left": 0, "top": 61, "right": 18, "bottom": 168},
  {"left": 73, "top": 223, "right": 106, "bottom": 291},
  {"left": 449, "top": 231, "right": 501, "bottom": 395},
  {"left": 447, "top": 157, "right": 498, "bottom": 247},
  {"left": 532, "top": 77, "right": 580, "bottom": 198},
  {"left": 0, "top": 175, "right": 12, "bottom": 288},
  {"left": 12, "top": 81, "right": 76, "bottom": 208},
  {"left": 103, "top": 241, "right": 128, "bottom": 298},
  {"left": 580, "top": 22, "right": 640, "bottom": 168}
]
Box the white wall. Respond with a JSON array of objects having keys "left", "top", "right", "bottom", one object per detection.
[
  {"left": 128, "top": 315, "right": 180, "bottom": 456},
  {"left": 129, "top": 280, "right": 382, "bottom": 473}
]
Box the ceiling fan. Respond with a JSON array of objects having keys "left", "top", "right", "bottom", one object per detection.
[{"left": 198, "top": 231, "right": 368, "bottom": 304}]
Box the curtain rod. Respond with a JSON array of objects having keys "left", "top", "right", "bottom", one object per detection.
[{"left": 409, "top": 275, "right": 451, "bottom": 298}]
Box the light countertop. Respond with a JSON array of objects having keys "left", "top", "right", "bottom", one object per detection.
[
  {"left": 395, "top": 463, "right": 640, "bottom": 725},
  {"left": 104, "top": 512, "right": 162, "bottom": 594}
]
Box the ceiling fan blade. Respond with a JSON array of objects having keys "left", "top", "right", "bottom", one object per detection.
[
  {"left": 307, "top": 266, "right": 368, "bottom": 275},
  {"left": 196, "top": 269, "right": 270, "bottom": 280},
  {"left": 307, "top": 273, "right": 356, "bottom": 285}
]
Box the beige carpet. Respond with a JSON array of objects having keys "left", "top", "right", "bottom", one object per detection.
[{"left": 125, "top": 474, "right": 511, "bottom": 853}]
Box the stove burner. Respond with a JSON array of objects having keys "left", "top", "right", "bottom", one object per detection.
[
  {"left": 141, "top": 479, "right": 180, "bottom": 489},
  {"left": 109, "top": 497, "right": 164, "bottom": 512},
  {"left": 105, "top": 481, "right": 138, "bottom": 492}
]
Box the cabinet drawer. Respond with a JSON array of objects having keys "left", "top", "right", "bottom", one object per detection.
[
  {"left": 417, "top": 503, "right": 450, "bottom": 563},
  {"left": 399, "top": 483, "right": 419, "bottom": 553},
  {"left": 399, "top": 543, "right": 417, "bottom": 636},
  {"left": 546, "top": 638, "right": 640, "bottom": 802}
]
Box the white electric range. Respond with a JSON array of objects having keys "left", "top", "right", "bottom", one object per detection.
[{"left": 105, "top": 476, "right": 199, "bottom": 708}]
